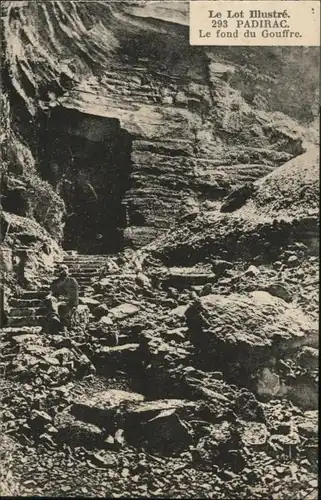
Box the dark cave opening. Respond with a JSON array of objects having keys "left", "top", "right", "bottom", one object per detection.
[{"left": 39, "top": 107, "right": 133, "bottom": 254}]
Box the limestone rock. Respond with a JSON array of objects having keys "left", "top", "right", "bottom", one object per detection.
[
  {"left": 88, "top": 451, "right": 118, "bottom": 469},
  {"left": 94, "top": 343, "right": 140, "bottom": 377},
  {"left": 256, "top": 367, "right": 287, "bottom": 399},
  {"left": 244, "top": 265, "right": 260, "bottom": 277},
  {"left": 286, "top": 376, "right": 318, "bottom": 410},
  {"left": 241, "top": 422, "right": 269, "bottom": 447},
  {"left": 196, "top": 421, "right": 244, "bottom": 471},
  {"left": 74, "top": 389, "right": 144, "bottom": 413},
  {"left": 108, "top": 303, "right": 139, "bottom": 321},
  {"left": 55, "top": 412, "right": 103, "bottom": 449},
  {"left": 72, "top": 394, "right": 197, "bottom": 450},
  {"left": 220, "top": 183, "right": 256, "bottom": 213},
  {"left": 264, "top": 282, "right": 292, "bottom": 303},
  {"left": 296, "top": 346, "right": 318, "bottom": 370},
  {"left": 98, "top": 316, "right": 113, "bottom": 327},
  {"left": 162, "top": 267, "right": 216, "bottom": 290},
  {"left": 92, "top": 304, "right": 109, "bottom": 319},
  {"left": 234, "top": 389, "right": 266, "bottom": 422},
  {"left": 11, "top": 334, "right": 41, "bottom": 345},
  {"left": 79, "top": 297, "right": 100, "bottom": 309},
  {"left": 93, "top": 325, "right": 119, "bottom": 346},
  {"left": 29, "top": 409, "right": 53, "bottom": 427},
  {"left": 268, "top": 432, "right": 301, "bottom": 455},
  {"left": 211, "top": 259, "right": 233, "bottom": 275},
  {"left": 186, "top": 291, "right": 315, "bottom": 354},
  {"left": 139, "top": 334, "right": 191, "bottom": 399},
  {"left": 185, "top": 291, "right": 316, "bottom": 399},
  {"left": 124, "top": 399, "right": 197, "bottom": 421},
  {"left": 294, "top": 411, "right": 318, "bottom": 441},
  {"left": 139, "top": 409, "right": 192, "bottom": 455},
  {"left": 287, "top": 255, "right": 299, "bottom": 266}
]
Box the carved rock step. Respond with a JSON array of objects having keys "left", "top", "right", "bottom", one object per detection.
[
  {"left": 63, "top": 258, "right": 109, "bottom": 263},
  {"left": 52, "top": 274, "right": 98, "bottom": 285},
  {"left": 56, "top": 262, "right": 101, "bottom": 269},
  {"left": 63, "top": 267, "right": 105, "bottom": 273},
  {"left": 0, "top": 326, "right": 42, "bottom": 336},
  {"left": 67, "top": 254, "right": 107, "bottom": 259},
  {"left": 65, "top": 271, "right": 104, "bottom": 277},
  {"left": 18, "top": 290, "right": 49, "bottom": 300},
  {"left": 68, "top": 269, "right": 103, "bottom": 276},
  {"left": 70, "top": 274, "right": 98, "bottom": 279},
  {"left": 66, "top": 270, "right": 101, "bottom": 275},
  {"left": 66, "top": 276, "right": 100, "bottom": 283},
  {"left": 65, "top": 272, "right": 99, "bottom": 277},
  {"left": 10, "top": 298, "right": 43, "bottom": 308},
  {"left": 7, "top": 316, "right": 44, "bottom": 327},
  {"left": 66, "top": 268, "right": 103, "bottom": 274},
  {"left": 9, "top": 307, "right": 47, "bottom": 317},
  {"left": 62, "top": 263, "right": 105, "bottom": 266},
  {"left": 11, "top": 333, "right": 42, "bottom": 345}
]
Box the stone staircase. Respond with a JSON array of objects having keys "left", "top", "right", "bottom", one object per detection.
[
  {"left": 2, "top": 253, "right": 109, "bottom": 331},
  {"left": 5, "top": 290, "right": 49, "bottom": 328},
  {"left": 62, "top": 253, "right": 108, "bottom": 293}
]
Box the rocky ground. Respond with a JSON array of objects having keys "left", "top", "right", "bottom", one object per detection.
[{"left": 0, "top": 150, "right": 319, "bottom": 498}]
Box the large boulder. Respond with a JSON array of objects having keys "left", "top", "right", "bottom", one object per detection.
[
  {"left": 7, "top": 340, "right": 95, "bottom": 385},
  {"left": 72, "top": 389, "right": 145, "bottom": 429},
  {"left": 185, "top": 291, "right": 317, "bottom": 398},
  {"left": 72, "top": 383, "right": 261, "bottom": 457},
  {"left": 71, "top": 391, "right": 197, "bottom": 454},
  {"left": 108, "top": 303, "right": 139, "bottom": 321}
]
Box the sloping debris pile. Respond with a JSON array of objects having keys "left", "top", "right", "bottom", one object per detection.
[{"left": 1, "top": 150, "right": 319, "bottom": 498}]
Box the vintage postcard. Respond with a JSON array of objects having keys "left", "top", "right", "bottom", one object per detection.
[{"left": 0, "top": 0, "right": 319, "bottom": 498}]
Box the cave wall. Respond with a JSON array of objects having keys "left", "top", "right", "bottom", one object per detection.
[{"left": 2, "top": 1, "right": 319, "bottom": 248}]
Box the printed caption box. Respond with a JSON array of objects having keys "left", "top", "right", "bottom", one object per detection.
[{"left": 190, "top": 1, "right": 320, "bottom": 46}]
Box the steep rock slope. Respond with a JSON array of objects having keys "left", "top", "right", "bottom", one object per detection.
[
  {"left": 1, "top": 93, "right": 64, "bottom": 308},
  {"left": 150, "top": 148, "right": 319, "bottom": 265},
  {"left": 145, "top": 148, "right": 319, "bottom": 410},
  {"left": 1, "top": 0, "right": 319, "bottom": 249}
]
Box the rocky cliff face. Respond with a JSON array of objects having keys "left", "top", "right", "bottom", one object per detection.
[{"left": 1, "top": 0, "right": 319, "bottom": 251}]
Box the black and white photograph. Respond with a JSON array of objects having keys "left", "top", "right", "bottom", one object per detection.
[{"left": 0, "top": 0, "right": 319, "bottom": 498}]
